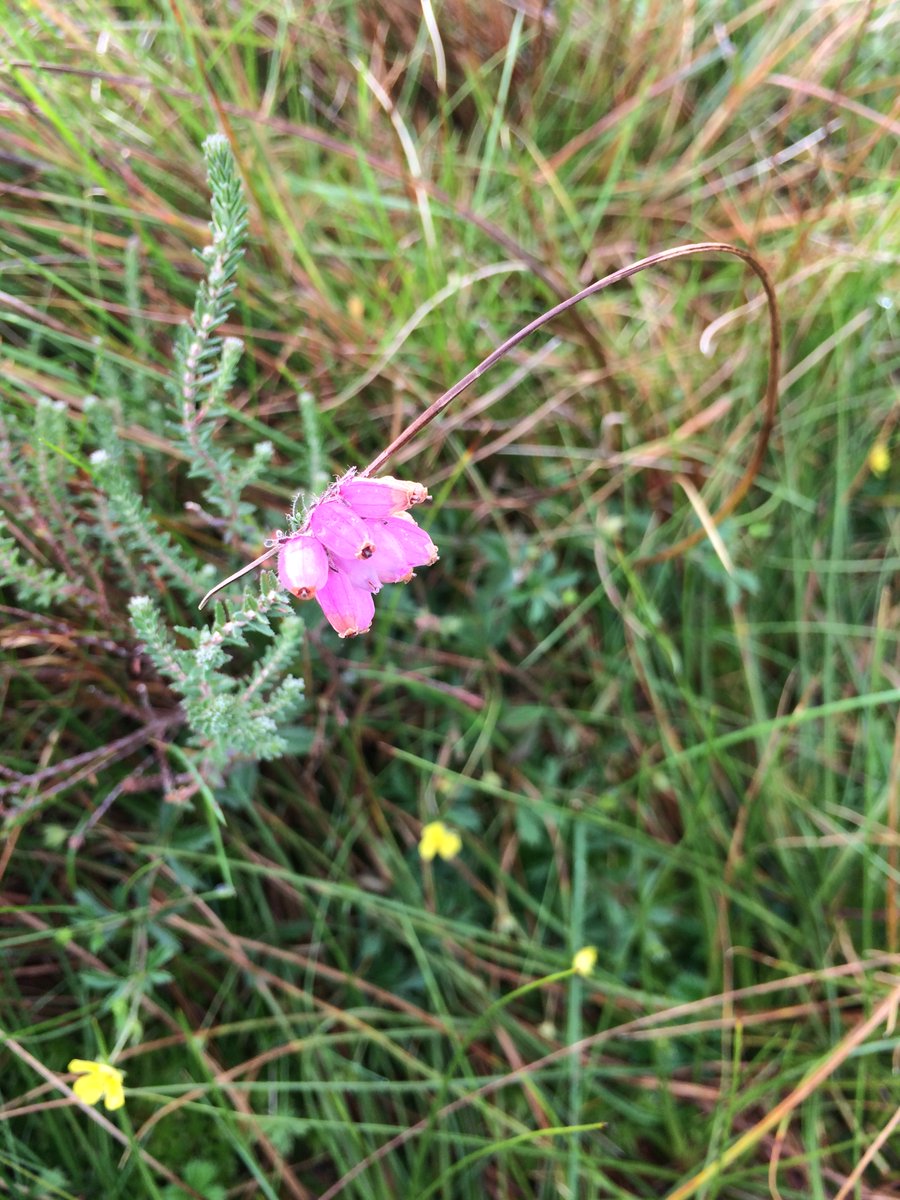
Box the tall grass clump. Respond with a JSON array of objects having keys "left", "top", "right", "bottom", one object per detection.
[{"left": 1, "top": 2, "right": 898, "bottom": 1198}]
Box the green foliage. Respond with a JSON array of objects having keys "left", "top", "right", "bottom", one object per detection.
[
  {"left": 171, "top": 136, "right": 270, "bottom": 540},
  {"left": 172, "top": 135, "right": 248, "bottom": 415},
  {"left": 129, "top": 593, "right": 306, "bottom": 771},
  {"left": 0, "top": 534, "right": 71, "bottom": 608},
  {"left": 0, "top": 129, "right": 309, "bottom": 821},
  {"left": 160, "top": 1160, "right": 228, "bottom": 1200}
]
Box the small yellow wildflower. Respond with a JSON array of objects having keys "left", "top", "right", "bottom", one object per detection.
[
  {"left": 868, "top": 442, "right": 890, "bottom": 477},
  {"left": 571, "top": 946, "right": 598, "bottom": 977},
  {"left": 418, "top": 820, "right": 461, "bottom": 862},
  {"left": 67, "top": 1059, "right": 125, "bottom": 1111}
]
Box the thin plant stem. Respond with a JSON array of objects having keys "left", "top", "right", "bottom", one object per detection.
[
  {"left": 199, "top": 242, "right": 780, "bottom": 609},
  {"left": 362, "top": 241, "right": 781, "bottom": 566}
]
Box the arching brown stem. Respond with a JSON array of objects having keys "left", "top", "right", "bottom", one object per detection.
[
  {"left": 200, "top": 244, "right": 780, "bottom": 610},
  {"left": 198, "top": 542, "right": 281, "bottom": 609},
  {"left": 361, "top": 242, "right": 781, "bottom": 567}
]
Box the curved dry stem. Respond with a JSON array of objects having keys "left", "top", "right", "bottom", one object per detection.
[
  {"left": 198, "top": 543, "right": 281, "bottom": 610},
  {"left": 361, "top": 242, "right": 781, "bottom": 567}
]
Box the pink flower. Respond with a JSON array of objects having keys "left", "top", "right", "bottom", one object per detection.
[
  {"left": 316, "top": 566, "right": 376, "bottom": 637},
  {"left": 358, "top": 521, "right": 416, "bottom": 584},
  {"left": 308, "top": 499, "right": 375, "bottom": 559},
  {"left": 370, "top": 513, "right": 438, "bottom": 567},
  {"left": 277, "top": 473, "right": 438, "bottom": 637},
  {"left": 338, "top": 475, "right": 429, "bottom": 515},
  {"left": 278, "top": 534, "right": 329, "bottom": 599}
]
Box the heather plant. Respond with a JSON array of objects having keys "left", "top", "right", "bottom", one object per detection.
[
  {"left": 1, "top": 3, "right": 898, "bottom": 1199},
  {"left": 1, "top": 136, "right": 309, "bottom": 806}
]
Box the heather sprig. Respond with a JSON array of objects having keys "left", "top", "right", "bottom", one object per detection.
[
  {"left": 94, "top": 138, "right": 309, "bottom": 779},
  {"left": 0, "top": 398, "right": 105, "bottom": 612},
  {"left": 129, "top": 593, "right": 306, "bottom": 773},
  {"left": 173, "top": 134, "right": 248, "bottom": 421},
  {"left": 89, "top": 449, "right": 201, "bottom": 596},
  {"left": 0, "top": 535, "right": 71, "bottom": 609},
  {"left": 0, "top": 135, "right": 311, "bottom": 817},
  {"left": 171, "top": 134, "right": 267, "bottom": 541}
]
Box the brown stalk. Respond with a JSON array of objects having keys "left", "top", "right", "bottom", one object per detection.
[
  {"left": 199, "top": 240, "right": 779, "bottom": 608},
  {"left": 0, "top": 1032, "right": 205, "bottom": 1199},
  {"left": 318, "top": 956, "right": 899, "bottom": 1200},
  {"left": 362, "top": 240, "right": 781, "bottom": 568},
  {"left": 663, "top": 983, "right": 900, "bottom": 1200},
  {"left": 6, "top": 59, "right": 613, "bottom": 368}
]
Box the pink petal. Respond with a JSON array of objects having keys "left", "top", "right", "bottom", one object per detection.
[
  {"left": 316, "top": 568, "right": 375, "bottom": 637},
  {"left": 309, "top": 499, "right": 375, "bottom": 559},
  {"left": 361, "top": 521, "right": 416, "bottom": 583},
  {"left": 371, "top": 513, "right": 439, "bottom": 568},
  {"left": 339, "top": 476, "right": 430, "bottom": 517},
  {"left": 277, "top": 534, "right": 329, "bottom": 599},
  {"left": 329, "top": 553, "right": 383, "bottom": 593}
]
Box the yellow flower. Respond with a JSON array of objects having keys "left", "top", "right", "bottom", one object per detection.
[
  {"left": 868, "top": 442, "right": 890, "bottom": 477},
  {"left": 571, "top": 946, "right": 598, "bottom": 977},
  {"left": 418, "top": 820, "right": 461, "bottom": 862},
  {"left": 68, "top": 1059, "right": 125, "bottom": 1111}
]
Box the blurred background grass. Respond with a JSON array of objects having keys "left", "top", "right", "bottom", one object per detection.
[{"left": 1, "top": 1, "right": 898, "bottom": 1197}]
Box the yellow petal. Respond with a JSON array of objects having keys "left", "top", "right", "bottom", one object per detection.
[
  {"left": 103, "top": 1079, "right": 126, "bottom": 1110},
  {"left": 419, "top": 821, "right": 460, "bottom": 862},
  {"left": 571, "top": 946, "right": 598, "bottom": 977},
  {"left": 418, "top": 822, "right": 441, "bottom": 861},
  {"left": 68, "top": 1058, "right": 99, "bottom": 1074},
  {"left": 437, "top": 829, "right": 461, "bottom": 860},
  {"left": 95, "top": 1063, "right": 124, "bottom": 1086},
  {"left": 72, "top": 1072, "right": 105, "bottom": 1106},
  {"left": 868, "top": 442, "right": 890, "bottom": 476}
]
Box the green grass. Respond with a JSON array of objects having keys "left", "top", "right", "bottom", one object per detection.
[{"left": 1, "top": 1, "right": 898, "bottom": 1198}]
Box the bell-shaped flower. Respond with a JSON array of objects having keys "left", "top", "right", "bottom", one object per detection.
[
  {"left": 316, "top": 567, "right": 375, "bottom": 637},
  {"left": 277, "top": 533, "right": 329, "bottom": 599},
  {"left": 200, "top": 468, "right": 437, "bottom": 635},
  {"left": 369, "top": 513, "right": 439, "bottom": 568},
  {"left": 343, "top": 521, "right": 412, "bottom": 584},
  {"left": 309, "top": 499, "right": 375, "bottom": 560},
  {"left": 329, "top": 553, "right": 382, "bottom": 593},
  {"left": 339, "top": 475, "right": 430, "bottom": 516}
]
